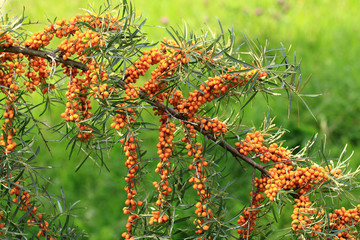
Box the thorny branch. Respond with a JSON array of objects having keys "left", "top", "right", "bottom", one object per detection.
[{"left": 0, "top": 46, "right": 270, "bottom": 177}]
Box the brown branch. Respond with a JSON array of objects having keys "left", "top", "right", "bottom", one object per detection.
[
  {"left": 0, "top": 46, "right": 88, "bottom": 71},
  {"left": 191, "top": 121, "right": 270, "bottom": 176},
  {"left": 138, "top": 91, "right": 270, "bottom": 177},
  {"left": 0, "top": 45, "right": 269, "bottom": 176}
]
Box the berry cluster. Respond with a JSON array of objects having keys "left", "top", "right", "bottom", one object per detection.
[
  {"left": 110, "top": 85, "right": 139, "bottom": 131},
  {"left": 124, "top": 49, "right": 163, "bottom": 84},
  {"left": 9, "top": 185, "right": 53, "bottom": 239},
  {"left": 58, "top": 30, "right": 104, "bottom": 60},
  {"left": 186, "top": 141, "right": 212, "bottom": 239},
  {"left": 174, "top": 68, "right": 267, "bottom": 119},
  {"left": 24, "top": 56, "right": 51, "bottom": 93},
  {"left": 0, "top": 37, "right": 21, "bottom": 153},
  {"left": 290, "top": 196, "right": 360, "bottom": 239},
  {"left": 198, "top": 117, "right": 227, "bottom": 136},
  {"left": 150, "top": 115, "right": 175, "bottom": 225},
  {"left": 110, "top": 49, "right": 164, "bottom": 131},
  {"left": 148, "top": 210, "right": 169, "bottom": 226},
  {"left": 120, "top": 136, "right": 143, "bottom": 240},
  {"left": 328, "top": 205, "right": 360, "bottom": 239},
  {"left": 237, "top": 192, "right": 264, "bottom": 239},
  {"left": 290, "top": 195, "right": 326, "bottom": 238},
  {"left": 1, "top": 103, "right": 17, "bottom": 153},
  {"left": 24, "top": 13, "right": 119, "bottom": 50},
  {"left": 10, "top": 185, "right": 31, "bottom": 210},
  {"left": 234, "top": 131, "right": 360, "bottom": 239},
  {"left": 0, "top": 30, "right": 15, "bottom": 47},
  {"left": 235, "top": 131, "right": 290, "bottom": 163},
  {"left": 27, "top": 214, "right": 53, "bottom": 239},
  {"left": 57, "top": 30, "right": 109, "bottom": 141},
  {"left": 140, "top": 39, "right": 189, "bottom": 105},
  {"left": 21, "top": 13, "right": 118, "bottom": 142}
]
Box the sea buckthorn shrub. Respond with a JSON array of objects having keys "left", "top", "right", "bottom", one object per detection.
[{"left": 1, "top": 1, "right": 359, "bottom": 239}]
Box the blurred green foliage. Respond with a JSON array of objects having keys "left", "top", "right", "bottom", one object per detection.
[{"left": 2, "top": 0, "right": 360, "bottom": 239}]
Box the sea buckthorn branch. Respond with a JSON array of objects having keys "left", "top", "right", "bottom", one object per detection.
[
  {"left": 114, "top": 69, "right": 270, "bottom": 176},
  {"left": 0, "top": 46, "right": 88, "bottom": 71},
  {"left": 121, "top": 42, "right": 272, "bottom": 177},
  {"left": 3, "top": 5, "right": 359, "bottom": 240},
  {"left": 0, "top": 31, "right": 267, "bottom": 160}
]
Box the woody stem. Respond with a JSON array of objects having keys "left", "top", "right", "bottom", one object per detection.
[{"left": 0, "top": 45, "right": 270, "bottom": 177}]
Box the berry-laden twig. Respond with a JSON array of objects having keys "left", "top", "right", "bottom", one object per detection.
[
  {"left": 186, "top": 140, "right": 212, "bottom": 239},
  {"left": 120, "top": 135, "right": 143, "bottom": 240},
  {"left": 149, "top": 114, "right": 175, "bottom": 225}
]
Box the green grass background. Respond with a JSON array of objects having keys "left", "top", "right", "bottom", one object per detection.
[{"left": 2, "top": 0, "right": 360, "bottom": 239}]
